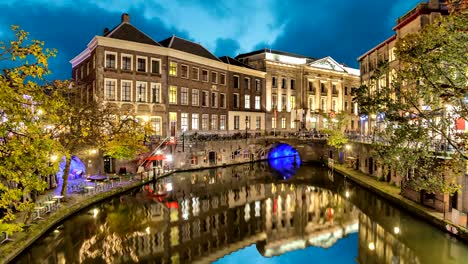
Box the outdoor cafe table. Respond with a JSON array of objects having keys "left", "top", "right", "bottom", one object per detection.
[
  {"left": 43, "top": 200, "right": 56, "bottom": 213},
  {"left": 84, "top": 186, "right": 95, "bottom": 195},
  {"left": 53, "top": 195, "right": 64, "bottom": 206}
]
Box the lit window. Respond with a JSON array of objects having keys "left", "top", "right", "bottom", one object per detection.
[
  {"left": 321, "top": 97, "right": 327, "bottom": 112},
  {"left": 192, "top": 114, "right": 199, "bottom": 130},
  {"left": 151, "top": 83, "right": 161, "bottom": 103},
  {"left": 246, "top": 116, "right": 251, "bottom": 129},
  {"left": 281, "top": 117, "right": 286, "bottom": 129},
  {"left": 151, "top": 117, "right": 162, "bottom": 135},
  {"left": 245, "top": 95, "right": 250, "bottom": 109},
  {"left": 202, "top": 114, "right": 209, "bottom": 130},
  {"left": 136, "top": 82, "right": 147, "bottom": 102},
  {"left": 104, "top": 79, "right": 116, "bottom": 100},
  {"left": 234, "top": 116, "right": 240, "bottom": 130},
  {"left": 121, "top": 80, "right": 132, "bottom": 101},
  {"left": 169, "top": 86, "right": 177, "bottom": 104},
  {"left": 181, "top": 113, "right": 188, "bottom": 132},
  {"left": 169, "top": 61, "right": 177, "bottom": 76},
  {"left": 255, "top": 96, "right": 261, "bottom": 110},
  {"left": 272, "top": 117, "right": 277, "bottom": 129},
  {"left": 211, "top": 114, "right": 218, "bottom": 130},
  {"left": 192, "top": 89, "right": 199, "bottom": 106},
  {"left": 290, "top": 96, "right": 296, "bottom": 110},
  {"left": 220, "top": 115, "right": 226, "bottom": 130},
  {"left": 181, "top": 87, "right": 188, "bottom": 105},
  {"left": 308, "top": 96, "right": 314, "bottom": 111},
  {"left": 272, "top": 94, "right": 277, "bottom": 109}
]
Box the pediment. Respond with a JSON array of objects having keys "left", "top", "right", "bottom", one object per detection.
[{"left": 308, "top": 56, "right": 345, "bottom": 72}]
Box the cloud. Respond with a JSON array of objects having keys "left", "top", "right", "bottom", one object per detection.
[
  {"left": 87, "top": 0, "right": 285, "bottom": 55},
  {"left": 0, "top": 0, "right": 429, "bottom": 79},
  {"left": 265, "top": 0, "right": 426, "bottom": 68},
  {"left": 214, "top": 38, "right": 241, "bottom": 57}
]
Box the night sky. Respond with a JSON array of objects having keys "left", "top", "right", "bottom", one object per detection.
[{"left": 0, "top": 0, "right": 422, "bottom": 81}]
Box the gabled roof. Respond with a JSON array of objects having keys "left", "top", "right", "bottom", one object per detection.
[
  {"left": 159, "top": 36, "right": 221, "bottom": 62},
  {"left": 308, "top": 56, "right": 360, "bottom": 76},
  {"left": 236, "top": 48, "right": 316, "bottom": 61},
  {"left": 308, "top": 56, "right": 346, "bottom": 72},
  {"left": 105, "top": 23, "right": 161, "bottom": 46},
  {"left": 219, "top": 56, "right": 255, "bottom": 69}
]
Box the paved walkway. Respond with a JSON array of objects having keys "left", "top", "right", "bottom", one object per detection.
[
  {"left": 332, "top": 163, "right": 468, "bottom": 240},
  {"left": 0, "top": 173, "right": 148, "bottom": 263}
]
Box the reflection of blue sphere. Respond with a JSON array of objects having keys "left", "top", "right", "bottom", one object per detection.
[{"left": 268, "top": 144, "right": 301, "bottom": 179}]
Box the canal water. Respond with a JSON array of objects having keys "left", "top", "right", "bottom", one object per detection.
[{"left": 14, "top": 158, "right": 468, "bottom": 263}]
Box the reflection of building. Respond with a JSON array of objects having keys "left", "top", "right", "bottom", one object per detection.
[
  {"left": 357, "top": 213, "right": 419, "bottom": 264},
  {"left": 236, "top": 50, "right": 360, "bottom": 133},
  {"left": 70, "top": 165, "right": 359, "bottom": 263}
]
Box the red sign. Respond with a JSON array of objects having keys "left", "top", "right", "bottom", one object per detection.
[{"left": 456, "top": 118, "right": 466, "bottom": 130}]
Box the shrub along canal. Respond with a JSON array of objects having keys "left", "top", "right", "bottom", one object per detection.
[{"left": 14, "top": 157, "right": 468, "bottom": 264}]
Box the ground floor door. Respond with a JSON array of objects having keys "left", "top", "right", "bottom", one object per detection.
[
  {"left": 103, "top": 156, "right": 114, "bottom": 174},
  {"left": 209, "top": 151, "right": 217, "bottom": 165}
]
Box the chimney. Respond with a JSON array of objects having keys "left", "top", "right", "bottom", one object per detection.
[
  {"left": 121, "top": 13, "right": 130, "bottom": 23},
  {"left": 428, "top": 0, "right": 441, "bottom": 9},
  {"left": 103, "top": 27, "right": 109, "bottom": 36}
]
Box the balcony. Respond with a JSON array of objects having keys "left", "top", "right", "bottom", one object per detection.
[
  {"left": 332, "top": 90, "right": 339, "bottom": 97},
  {"left": 320, "top": 90, "right": 328, "bottom": 96}
]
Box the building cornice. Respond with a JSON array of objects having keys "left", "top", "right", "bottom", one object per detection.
[
  {"left": 227, "top": 64, "right": 266, "bottom": 78},
  {"left": 71, "top": 36, "right": 264, "bottom": 78},
  {"left": 357, "top": 35, "right": 396, "bottom": 61}
]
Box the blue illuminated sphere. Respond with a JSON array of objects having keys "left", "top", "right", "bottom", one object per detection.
[{"left": 268, "top": 143, "right": 301, "bottom": 180}]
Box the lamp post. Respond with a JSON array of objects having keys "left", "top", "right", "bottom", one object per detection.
[{"left": 245, "top": 116, "right": 249, "bottom": 140}]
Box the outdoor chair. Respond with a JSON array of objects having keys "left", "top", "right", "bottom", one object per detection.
[
  {"left": 1, "top": 231, "right": 13, "bottom": 244},
  {"left": 33, "top": 202, "right": 46, "bottom": 220}
]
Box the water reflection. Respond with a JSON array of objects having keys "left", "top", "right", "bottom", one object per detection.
[
  {"left": 15, "top": 161, "right": 468, "bottom": 264},
  {"left": 268, "top": 154, "right": 301, "bottom": 180}
]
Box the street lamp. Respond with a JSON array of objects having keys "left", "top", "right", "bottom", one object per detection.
[{"left": 245, "top": 116, "right": 249, "bottom": 140}]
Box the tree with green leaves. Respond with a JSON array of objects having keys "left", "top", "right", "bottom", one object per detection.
[
  {"left": 321, "top": 111, "right": 350, "bottom": 150},
  {"left": 0, "top": 26, "right": 64, "bottom": 234},
  {"left": 51, "top": 83, "right": 147, "bottom": 197},
  {"left": 353, "top": 3, "right": 467, "bottom": 194}
]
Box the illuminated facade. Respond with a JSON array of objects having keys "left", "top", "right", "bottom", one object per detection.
[
  {"left": 70, "top": 14, "right": 266, "bottom": 140},
  {"left": 357, "top": 0, "right": 449, "bottom": 136},
  {"left": 236, "top": 50, "right": 360, "bottom": 133}
]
